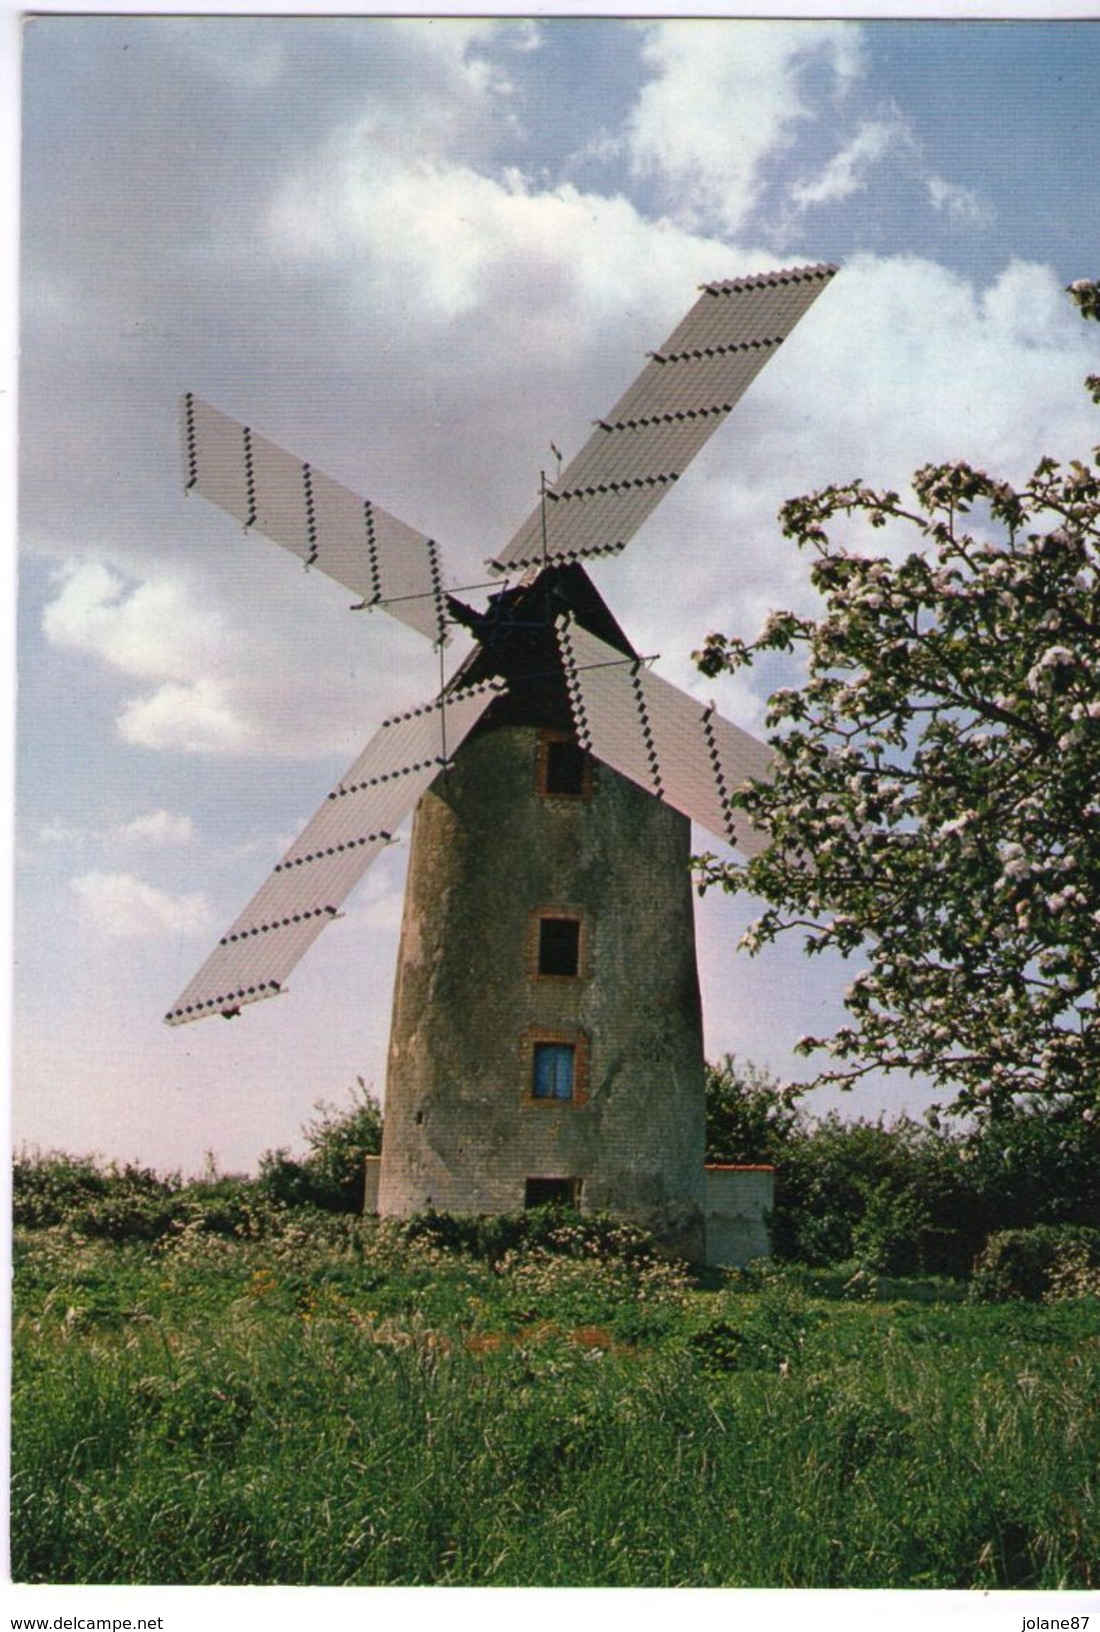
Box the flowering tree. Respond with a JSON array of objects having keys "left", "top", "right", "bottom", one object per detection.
[{"left": 696, "top": 281, "right": 1100, "bottom": 1121}]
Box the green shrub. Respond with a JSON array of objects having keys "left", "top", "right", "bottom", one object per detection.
[
  {"left": 687, "top": 1318, "right": 742, "bottom": 1373},
  {"left": 962, "top": 1112, "right": 1100, "bottom": 1236},
  {"left": 851, "top": 1183, "right": 934, "bottom": 1276},
  {"left": 14, "top": 1152, "right": 180, "bottom": 1235},
  {"left": 1046, "top": 1239, "right": 1100, "bottom": 1301},
  {"left": 705, "top": 1054, "right": 802, "bottom": 1165},
  {"left": 770, "top": 1115, "right": 917, "bottom": 1267},
  {"left": 256, "top": 1150, "right": 340, "bottom": 1212},
  {"left": 258, "top": 1079, "right": 383, "bottom": 1213},
  {"left": 970, "top": 1225, "right": 1100, "bottom": 1303},
  {"left": 767, "top": 1104, "right": 1100, "bottom": 1278},
  {"left": 687, "top": 1270, "right": 821, "bottom": 1373},
  {"left": 705, "top": 1056, "right": 1100, "bottom": 1279},
  {"left": 171, "top": 1177, "right": 291, "bottom": 1240},
  {"left": 12, "top": 1151, "right": 298, "bottom": 1244},
  {"left": 397, "top": 1207, "right": 659, "bottom": 1267},
  {"left": 298, "top": 1078, "right": 383, "bottom": 1208}
]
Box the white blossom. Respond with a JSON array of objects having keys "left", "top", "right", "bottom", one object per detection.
[
  {"left": 1027, "top": 646, "right": 1077, "bottom": 693},
  {"left": 938, "top": 811, "right": 978, "bottom": 838}
]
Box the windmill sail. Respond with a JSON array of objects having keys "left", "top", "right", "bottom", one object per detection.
[
  {"left": 164, "top": 678, "right": 504, "bottom": 1025},
  {"left": 557, "top": 617, "right": 771, "bottom": 857},
  {"left": 491, "top": 264, "right": 836, "bottom": 575},
  {"left": 181, "top": 394, "right": 448, "bottom": 643}
]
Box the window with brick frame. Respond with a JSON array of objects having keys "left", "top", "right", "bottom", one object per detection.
[
  {"left": 536, "top": 914, "right": 581, "bottom": 978},
  {"left": 523, "top": 1026, "right": 589, "bottom": 1105},
  {"left": 536, "top": 730, "right": 592, "bottom": 799},
  {"left": 525, "top": 1176, "right": 581, "bottom": 1209},
  {"left": 533, "top": 1041, "right": 574, "bottom": 1098}
]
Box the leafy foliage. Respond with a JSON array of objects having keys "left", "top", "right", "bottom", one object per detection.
[
  {"left": 1068, "top": 276, "right": 1100, "bottom": 326},
  {"left": 696, "top": 283, "right": 1100, "bottom": 1121},
  {"left": 701, "top": 1060, "right": 1100, "bottom": 1276},
  {"left": 970, "top": 1224, "right": 1100, "bottom": 1303},
  {"left": 704, "top": 1053, "right": 802, "bottom": 1165},
  {"left": 689, "top": 1268, "right": 821, "bottom": 1372},
  {"left": 397, "top": 1205, "right": 660, "bottom": 1267},
  {"left": 13, "top": 1152, "right": 177, "bottom": 1232},
  {"left": 768, "top": 1113, "right": 951, "bottom": 1273},
  {"left": 11, "top": 1151, "right": 279, "bottom": 1242},
  {"left": 259, "top": 1077, "right": 383, "bottom": 1212},
  {"left": 18, "top": 1064, "right": 1100, "bottom": 1284}
]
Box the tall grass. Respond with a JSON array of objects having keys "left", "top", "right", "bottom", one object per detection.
[{"left": 12, "top": 1218, "right": 1099, "bottom": 1587}]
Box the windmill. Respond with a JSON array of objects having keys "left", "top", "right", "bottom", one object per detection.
[{"left": 166, "top": 263, "right": 837, "bottom": 1259}]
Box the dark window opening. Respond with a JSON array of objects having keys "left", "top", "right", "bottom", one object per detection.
[
  {"left": 532, "top": 1041, "right": 575, "bottom": 1100},
  {"left": 538, "top": 916, "right": 581, "bottom": 977},
  {"left": 525, "top": 1176, "right": 580, "bottom": 1210},
  {"left": 543, "top": 737, "right": 588, "bottom": 797}
]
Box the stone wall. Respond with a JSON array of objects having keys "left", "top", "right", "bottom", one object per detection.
[
  {"left": 367, "top": 1151, "right": 775, "bottom": 1273},
  {"left": 363, "top": 1154, "right": 380, "bottom": 1215},
  {"left": 378, "top": 720, "right": 707, "bottom": 1259},
  {"left": 704, "top": 1165, "right": 775, "bottom": 1266}
]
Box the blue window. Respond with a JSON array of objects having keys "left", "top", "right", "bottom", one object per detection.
[{"left": 532, "top": 1041, "right": 575, "bottom": 1100}]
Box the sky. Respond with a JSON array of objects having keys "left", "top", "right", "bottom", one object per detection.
[{"left": 13, "top": 13, "right": 1100, "bottom": 1177}]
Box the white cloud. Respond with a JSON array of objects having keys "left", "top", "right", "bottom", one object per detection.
[
  {"left": 588, "top": 249, "right": 1099, "bottom": 706},
  {"left": 978, "top": 258, "right": 1080, "bottom": 351},
  {"left": 41, "top": 560, "right": 258, "bottom": 754},
  {"left": 624, "top": 20, "right": 865, "bottom": 234},
  {"left": 71, "top": 871, "right": 211, "bottom": 939},
  {"left": 38, "top": 820, "right": 91, "bottom": 847},
  {"left": 117, "top": 678, "right": 250, "bottom": 755},
  {"left": 42, "top": 560, "right": 224, "bottom": 683},
  {"left": 269, "top": 147, "right": 675, "bottom": 323},
  {"left": 35, "top": 812, "right": 196, "bottom": 850},
  {"left": 789, "top": 112, "right": 996, "bottom": 232},
  {"left": 926, "top": 173, "right": 996, "bottom": 227},
  {"left": 114, "top": 810, "right": 196, "bottom": 846},
  {"left": 263, "top": 132, "right": 808, "bottom": 417},
  {"left": 389, "top": 16, "right": 541, "bottom": 100},
  {"left": 253, "top": 22, "right": 875, "bottom": 294},
  {"left": 735, "top": 255, "right": 1097, "bottom": 574},
  {"left": 38, "top": 555, "right": 371, "bottom": 759},
  {"left": 157, "top": 16, "right": 292, "bottom": 90},
  {"left": 790, "top": 117, "right": 902, "bottom": 209},
  {"left": 161, "top": 16, "right": 528, "bottom": 120}
]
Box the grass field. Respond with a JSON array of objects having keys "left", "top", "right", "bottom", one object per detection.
[{"left": 11, "top": 1208, "right": 1100, "bottom": 1588}]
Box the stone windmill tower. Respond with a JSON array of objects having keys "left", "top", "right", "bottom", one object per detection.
[{"left": 166, "top": 264, "right": 836, "bottom": 1258}]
